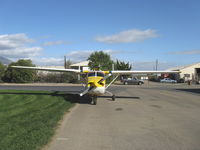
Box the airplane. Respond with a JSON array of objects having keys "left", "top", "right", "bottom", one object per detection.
[{"left": 11, "top": 65, "right": 180, "bottom": 105}]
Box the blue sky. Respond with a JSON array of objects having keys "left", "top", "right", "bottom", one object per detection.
[{"left": 0, "top": 0, "right": 200, "bottom": 70}]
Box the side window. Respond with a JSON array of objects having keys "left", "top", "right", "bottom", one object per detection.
[{"left": 88, "top": 72, "right": 95, "bottom": 77}]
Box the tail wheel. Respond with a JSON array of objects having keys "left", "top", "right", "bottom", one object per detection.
[{"left": 112, "top": 95, "right": 116, "bottom": 101}]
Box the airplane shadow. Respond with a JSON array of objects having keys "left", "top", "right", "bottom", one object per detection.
[
  {"left": 0, "top": 91, "right": 140, "bottom": 105},
  {"left": 99, "top": 95, "right": 140, "bottom": 101},
  {"left": 176, "top": 88, "right": 200, "bottom": 95}
]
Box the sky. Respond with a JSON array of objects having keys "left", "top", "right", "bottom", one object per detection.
[{"left": 0, "top": 0, "right": 200, "bottom": 70}]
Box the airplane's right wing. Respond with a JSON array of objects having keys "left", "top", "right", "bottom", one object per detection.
[
  {"left": 110, "top": 70, "right": 180, "bottom": 74},
  {"left": 11, "top": 66, "right": 81, "bottom": 73}
]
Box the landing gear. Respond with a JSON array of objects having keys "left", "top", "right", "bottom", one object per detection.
[
  {"left": 112, "top": 95, "right": 116, "bottom": 101},
  {"left": 92, "top": 96, "right": 97, "bottom": 105},
  {"left": 106, "top": 91, "right": 116, "bottom": 101}
]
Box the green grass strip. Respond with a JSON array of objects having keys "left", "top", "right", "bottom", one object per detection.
[{"left": 0, "top": 90, "right": 75, "bottom": 150}]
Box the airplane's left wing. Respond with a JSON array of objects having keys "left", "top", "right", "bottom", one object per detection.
[
  {"left": 110, "top": 70, "right": 180, "bottom": 74},
  {"left": 11, "top": 66, "right": 81, "bottom": 73}
]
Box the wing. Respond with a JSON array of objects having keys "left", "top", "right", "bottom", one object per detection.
[
  {"left": 11, "top": 66, "right": 81, "bottom": 73},
  {"left": 111, "top": 70, "right": 180, "bottom": 74}
]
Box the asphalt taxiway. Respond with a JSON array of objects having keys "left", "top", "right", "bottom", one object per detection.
[{"left": 1, "top": 83, "right": 200, "bottom": 150}]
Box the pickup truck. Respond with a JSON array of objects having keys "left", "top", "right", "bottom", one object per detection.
[{"left": 121, "top": 77, "right": 144, "bottom": 85}]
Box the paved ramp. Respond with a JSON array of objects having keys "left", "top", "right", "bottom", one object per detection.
[{"left": 46, "top": 85, "right": 200, "bottom": 150}]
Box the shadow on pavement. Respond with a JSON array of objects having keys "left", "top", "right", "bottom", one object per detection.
[
  {"left": 176, "top": 88, "right": 200, "bottom": 94},
  {"left": 0, "top": 91, "right": 140, "bottom": 104},
  {"left": 99, "top": 95, "right": 140, "bottom": 100}
]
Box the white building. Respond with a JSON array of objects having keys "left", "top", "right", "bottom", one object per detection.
[
  {"left": 70, "top": 61, "right": 89, "bottom": 71},
  {"left": 170, "top": 62, "right": 200, "bottom": 82}
]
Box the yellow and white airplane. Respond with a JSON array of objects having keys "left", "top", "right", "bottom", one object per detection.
[{"left": 11, "top": 65, "right": 180, "bottom": 105}]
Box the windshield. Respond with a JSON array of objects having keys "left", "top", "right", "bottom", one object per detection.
[{"left": 97, "top": 72, "right": 105, "bottom": 77}]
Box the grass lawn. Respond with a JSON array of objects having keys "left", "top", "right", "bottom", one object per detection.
[{"left": 0, "top": 90, "right": 75, "bottom": 150}]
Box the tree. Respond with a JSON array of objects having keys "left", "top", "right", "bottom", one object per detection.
[
  {"left": 64, "top": 57, "right": 72, "bottom": 69},
  {"left": 65, "top": 59, "right": 72, "bottom": 69},
  {"left": 3, "top": 59, "right": 37, "bottom": 83},
  {"left": 115, "top": 60, "right": 132, "bottom": 70},
  {"left": 115, "top": 60, "right": 132, "bottom": 80},
  {"left": 36, "top": 72, "right": 78, "bottom": 83},
  {"left": 87, "top": 51, "right": 113, "bottom": 70},
  {"left": 0, "top": 62, "right": 6, "bottom": 82}
]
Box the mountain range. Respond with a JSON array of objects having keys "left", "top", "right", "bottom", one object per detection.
[{"left": 0, "top": 56, "right": 12, "bottom": 65}]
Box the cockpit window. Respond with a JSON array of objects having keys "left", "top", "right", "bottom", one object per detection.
[
  {"left": 97, "top": 72, "right": 105, "bottom": 77},
  {"left": 88, "top": 72, "right": 105, "bottom": 77},
  {"left": 88, "top": 72, "right": 95, "bottom": 77}
]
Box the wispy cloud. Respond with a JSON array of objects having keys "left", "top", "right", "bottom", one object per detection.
[
  {"left": 38, "top": 35, "right": 52, "bottom": 39},
  {"left": 170, "top": 49, "right": 200, "bottom": 55},
  {"left": 0, "top": 33, "right": 42, "bottom": 58},
  {"left": 42, "top": 40, "right": 69, "bottom": 46},
  {"left": 65, "top": 50, "right": 121, "bottom": 62},
  {"left": 95, "top": 29, "right": 158, "bottom": 44},
  {"left": 0, "top": 47, "right": 42, "bottom": 58},
  {"left": 32, "top": 57, "right": 64, "bottom": 66}
]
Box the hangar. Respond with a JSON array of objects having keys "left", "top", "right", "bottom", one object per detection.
[{"left": 170, "top": 62, "right": 200, "bottom": 83}]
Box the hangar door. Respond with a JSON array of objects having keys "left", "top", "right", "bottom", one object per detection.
[{"left": 195, "top": 68, "right": 200, "bottom": 82}]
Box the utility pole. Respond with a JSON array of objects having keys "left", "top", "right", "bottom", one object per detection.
[
  {"left": 155, "top": 59, "right": 158, "bottom": 80},
  {"left": 64, "top": 56, "right": 67, "bottom": 69},
  {"left": 155, "top": 59, "right": 158, "bottom": 71},
  {"left": 112, "top": 63, "right": 115, "bottom": 71}
]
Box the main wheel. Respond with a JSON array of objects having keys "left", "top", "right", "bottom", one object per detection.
[
  {"left": 124, "top": 82, "right": 128, "bottom": 85},
  {"left": 112, "top": 95, "right": 116, "bottom": 101},
  {"left": 93, "top": 96, "right": 97, "bottom": 105}
]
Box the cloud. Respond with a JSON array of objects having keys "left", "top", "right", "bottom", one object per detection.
[
  {"left": 32, "top": 57, "right": 64, "bottom": 66},
  {"left": 0, "top": 33, "right": 42, "bottom": 58},
  {"left": 42, "top": 40, "right": 69, "bottom": 46},
  {"left": 0, "top": 33, "right": 34, "bottom": 50},
  {"left": 170, "top": 49, "right": 200, "bottom": 55},
  {"left": 65, "top": 50, "right": 121, "bottom": 62},
  {"left": 0, "top": 47, "right": 42, "bottom": 58},
  {"left": 95, "top": 29, "right": 158, "bottom": 44}
]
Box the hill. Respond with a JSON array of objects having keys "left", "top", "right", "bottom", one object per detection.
[{"left": 0, "top": 56, "right": 12, "bottom": 65}]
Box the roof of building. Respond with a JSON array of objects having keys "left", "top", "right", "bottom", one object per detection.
[
  {"left": 70, "top": 61, "right": 89, "bottom": 67},
  {"left": 168, "top": 62, "right": 200, "bottom": 71}
]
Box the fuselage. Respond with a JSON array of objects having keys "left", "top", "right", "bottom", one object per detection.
[{"left": 87, "top": 71, "right": 106, "bottom": 96}]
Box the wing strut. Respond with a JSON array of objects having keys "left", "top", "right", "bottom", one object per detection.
[
  {"left": 105, "top": 74, "right": 119, "bottom": 89},
  {"left": 80, "top": 86, "right": 94, "bottom": 96}
]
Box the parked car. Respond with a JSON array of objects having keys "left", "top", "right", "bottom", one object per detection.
[
  {"left": 160, "top": 78, "right": 177, "bottom": 83},
  {"left": 122, "top": 77, "right": 144, "bottom": 85}
]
